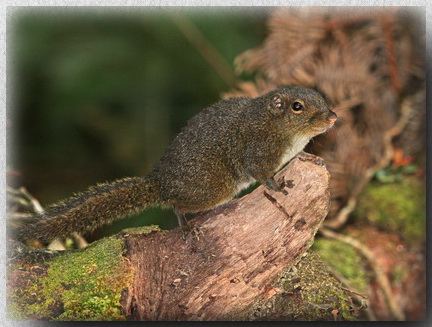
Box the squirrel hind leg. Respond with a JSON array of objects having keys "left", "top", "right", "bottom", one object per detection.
[
  {"left": 173, "top": 206, "right": 189, "bottom": 228},
  {"left": 173, "top": 206, "right": 203, "bottom": 240}
]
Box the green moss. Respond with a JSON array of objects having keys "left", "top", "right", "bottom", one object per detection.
[
  {"left": 12, "top": 235, "right": 133, "bottom": 320},
  {"left": 248, "top": 252, "right": 354, "bottom": 321},
  {"left": 355, "top": 177, "right": 425, "bottom": 245},
  {"left": 121, "top": 224, "right": 161, "bottom": 235},
  {"left": 312, "top": 239, "right": 368, "bottom": 292},
  {"left": 391, "top": 264, "right": 406, "bottom": 283}
]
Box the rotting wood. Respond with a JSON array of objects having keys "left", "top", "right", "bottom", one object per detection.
[
  {"left": 121, "top": 158, "right": 331, "bottom": 320},
  {"left": 8, "top": 157, "right": 333, "bottom": 321}
]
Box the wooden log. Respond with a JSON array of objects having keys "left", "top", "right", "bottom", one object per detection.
[
  {"left": 7, "top": 157, "right": 334, "bottom": 321},
  {"left": 121, "top": 157, "right": 331, "bottom": 320}
]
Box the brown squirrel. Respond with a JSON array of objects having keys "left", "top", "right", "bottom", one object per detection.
[{"left": 16, "top": 85, "right": 337, "bottom": 243}]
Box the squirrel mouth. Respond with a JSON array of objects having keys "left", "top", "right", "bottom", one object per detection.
[{"left": 312, "top": 126, "right": 332, "bottom": 134}]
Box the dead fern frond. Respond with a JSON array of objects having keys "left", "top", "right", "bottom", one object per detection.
[{"left": 231, "top": 6, "right": 425, "bottom": 229}]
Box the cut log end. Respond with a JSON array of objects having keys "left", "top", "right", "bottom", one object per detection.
[{"left": 122, "top": 157, "right": 331, "bottom": 320}]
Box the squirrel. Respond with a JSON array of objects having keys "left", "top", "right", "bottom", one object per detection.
[{"left": 16, "top": 85, "right": 337, "bottom": 244}]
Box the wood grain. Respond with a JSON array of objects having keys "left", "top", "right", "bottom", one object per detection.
[{"left": 121, "top": 157, "right": 331, "bottom": 320}]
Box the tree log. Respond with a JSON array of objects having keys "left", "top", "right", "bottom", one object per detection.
[{"left": 8, "top": 157, "right": 350, "bottom": 321}]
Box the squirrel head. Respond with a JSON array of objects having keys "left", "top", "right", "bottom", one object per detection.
[{"left": 264, "top": 86, "right": 337, "bottom": 137}]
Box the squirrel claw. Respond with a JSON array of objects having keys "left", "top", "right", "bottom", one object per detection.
[
  {"left": 181, "top": 223, "right": 203, "bottom": 241},
  {"left": 296, "top": 151, "right": 326, "bottom": 167},
  {"left": 265, "top": 177, "right": 288, "bottom": 195}
]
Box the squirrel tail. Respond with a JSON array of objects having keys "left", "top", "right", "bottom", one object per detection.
[{"left": 16, "top": 176, "right": 165, "bottom": 244}]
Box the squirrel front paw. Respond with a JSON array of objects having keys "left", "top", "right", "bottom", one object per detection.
[
  {"left": 264, "top": 177, "right": 288, "bottom": 195},
  {"left": 296, "top": 151, "right": 326, "bottom": 167}
]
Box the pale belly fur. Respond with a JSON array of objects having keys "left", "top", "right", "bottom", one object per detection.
[
  {"left": 233, "top": 136, "right": 310, "bottom": 197},
  {"left": 234, "top": 176, "right": 257, "bottom": 195},
  {"left": 276, "top": 136, "right": 311, "bottom": 171}
]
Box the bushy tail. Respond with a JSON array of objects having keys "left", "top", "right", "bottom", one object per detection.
[{"left": 16, "top": 176, "right": 164, "bottom": 244}]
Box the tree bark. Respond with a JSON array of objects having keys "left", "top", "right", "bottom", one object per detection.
[{"left": 8, "top": 157, "right": 349, "bottom": 321}]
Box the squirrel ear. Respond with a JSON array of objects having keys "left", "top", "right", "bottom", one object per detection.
[{"left": 270, "top": 94, "right": 284, "bottom": 113}]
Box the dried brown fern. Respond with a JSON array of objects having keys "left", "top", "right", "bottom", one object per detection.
[{"left": 227, "top": 6, "right": 425, "bottom": 228}]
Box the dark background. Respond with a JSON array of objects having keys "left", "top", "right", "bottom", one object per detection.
[{"left": 8, "top": 7, "right": 268, "bottom": 239}]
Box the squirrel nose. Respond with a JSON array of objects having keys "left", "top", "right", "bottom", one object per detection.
[{"left": 327, "top": 112, "right": 337, "bottom": 124}]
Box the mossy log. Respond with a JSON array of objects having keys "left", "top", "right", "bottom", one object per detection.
[{"left": 7, "top": 158, "right": 353, "bottom": 321}]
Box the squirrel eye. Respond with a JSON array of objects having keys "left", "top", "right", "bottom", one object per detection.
[{"left": 291, "top": 102, "right": 304, "bottom": 113}]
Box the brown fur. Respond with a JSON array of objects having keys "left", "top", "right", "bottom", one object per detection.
[{"left": 17, "top": 86, "right": 336, "bottom": 243}]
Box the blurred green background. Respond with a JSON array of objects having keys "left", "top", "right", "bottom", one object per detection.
[{"left": 8, "top": 7, "right": 268, "bottom": 240}]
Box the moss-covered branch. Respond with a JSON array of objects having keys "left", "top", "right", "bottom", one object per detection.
[{"left": 7, "top": 158, "right": 354, "bottom": 321}]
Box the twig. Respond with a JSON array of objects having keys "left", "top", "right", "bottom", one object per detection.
[
  {"left": 324, "top": 261, "right": 377, "bottom": 321},
  {"left": 7, "top": 185, "right": 90, "bottom": 249},
  {"left": 18, "top": 187, "right": 45, "bottom": 214},
  {"left": 7, "top": 212, "right": 33, "bottom": 220},
  {"left": 340, "top": 286, "right": 367, "bottom": 299},
  {"left": 320, "top": 227, "right": 405, "bottom": 321},
  {"left": 47, "top": 238, "right": 67, "bottom": 251},
  {"left": 325, "top": 91, "right": 416, "bottom": 229},
  {"left": 167, "top": 11, "right": 237, "bottom": 87}
]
